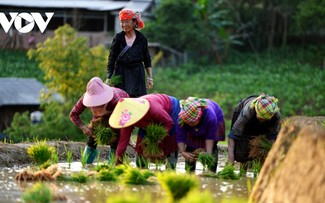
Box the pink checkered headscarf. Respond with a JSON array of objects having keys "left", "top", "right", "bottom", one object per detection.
[
  {"left": 250, "top": 93, "right": 279, "bottom": 120},
  {"left": 179, "top": 97, "right": 207, "bottom": 126}
]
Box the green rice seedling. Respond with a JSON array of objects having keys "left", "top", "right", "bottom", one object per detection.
[
  {"left": 122, "top": 167, "right": 155, "bottom": 185},
  {"left": 94, "top": 163, "right": 111, "bottom": 172},
  {"left": 90, "top": 117, "right": 117, "bottom": 145},
  {"left": 64, "top": 145, "right": 73, "bottom": 168},
  {"left": 251, "top": 159, "right": 262, "bottom": 177},
  {"left": 108, "top": 74, "right": 122, "bottom": 86},
  {"left": 40, "top": 160, "right": 52, "bottom": 170},
  {"left": 22, "top": 182, "right": 52, "bottom": 203},
  {"left": 179, "top": 190, "right": 215, "bottom": 203},
  {"left": 107, "top": 191, "right": 152, "bottom": 203},
  {"left": 142, "top": 123, "right": 167, "bottom": 159},
  {"left": 94, "top": 125, "right": 117, "bottom": 145},
  {"left": 97, "top": 169, "right": 118, "bottom": 182},
  {"left": 70, "top": 171, "right": 89, "bottom": 183},
  {"left": 27, "top": 140, "right": 56, "bottom": 166},
  {"left": 112, "top": 164, "right": 129, "bottom": 176},
  {"left": 80, "top": 147, "right": 88, "bottom": 168},
  {"left": 157, "top": 172, "right": 198, "bottom": 202},
  {"left": 216, "top": 164, "right": 240, "bottom": 180},
  {"left": 51, "top": 151, "right": 59, "bottom": 164},
  {"left": 197, "top": 153, "right": 215, "bottom": 172}
]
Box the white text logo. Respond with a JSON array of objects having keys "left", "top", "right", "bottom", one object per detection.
[{"left": 0, "top": 12, "right": 54, "bottom": 33}]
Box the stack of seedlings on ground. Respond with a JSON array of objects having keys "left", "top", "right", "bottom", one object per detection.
[
  {"left": 122, "top": 167, "right": 155, "bottom": 185},
  {"left": 142, "top": 123, "right": 167, "bottom": 161},
  {"left": 96, "top": 169, "right": 118, "bottom": 182},
  {"left": 158, "top": 172, "right": 198, "bottom": 202},
  {"left": 216, "top": 164, "right": 240, "bottom": 180},
  {"left": 22, "top": 182, "right": 52, "bottom": 203},
  {"left": 89, "top": 117, "right": 117, "bottom": 145},
  {"left": 27, "top": 140, "right": 56, "bottom": 167},
  {"left": 57, "top": 171, "right": 89, "bottom": 183},
  {"left": 179, "top": 190, "right": 216, "bottom": 203},
  {"left": 249, "top": 135, "right": 273, "bottom": 164}
]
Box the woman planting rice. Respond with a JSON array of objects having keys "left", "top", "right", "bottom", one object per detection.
[{"left": 109, "top": 94, "right": 180, "bottom": 169}]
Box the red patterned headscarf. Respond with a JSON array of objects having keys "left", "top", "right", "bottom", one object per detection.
[{"left": 119, "top": 9, "right": 145, "bottom": 30}]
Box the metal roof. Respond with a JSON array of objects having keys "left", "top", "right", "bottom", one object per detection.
[
  {"left": 0, "top": 0, "right": 152, "bottom": 12},
  {"left": 0, "top": 78, "right": 59, "bottom": 106}
]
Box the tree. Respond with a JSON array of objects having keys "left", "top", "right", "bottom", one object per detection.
[{"left": 28, "top": 24, "right": 108, "bottom": 103}]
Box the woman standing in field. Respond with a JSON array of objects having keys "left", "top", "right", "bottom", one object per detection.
[{"left": 106, "top": 9, "right": 153, "bottom": 97}]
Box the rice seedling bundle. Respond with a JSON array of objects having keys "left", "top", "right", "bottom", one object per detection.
[
  {"left": 22, "top": 182, "right": 52, "bottom": 203},
  {"left": 97, "top": 169, "right": 117, "bottom": 182},
  {"left": 90, "top": 117, "right": 117, "bottom": 145},
  {"left": 197, "top": 153, "right": 215, "bottom": 170},
  {"left": 216, "top": 164, "right": 240, "bottom": 180},
  {"left": 249, "top": 135, "right": 272, "bottom": 161},
  {"left": 157, "top": 172, "right": 198, "bottom": 202},
  {"left": 122, "top": 167, "right": 155, "bottom": 185},
  {"left": 142, "top": 123, "right": 167, "bottom": 160},
  {"left": 108, "top": 74, "right": 122, "bottom": 86},
  {"left": 27, "top": 140, "right": 56, "bottom": 166}
]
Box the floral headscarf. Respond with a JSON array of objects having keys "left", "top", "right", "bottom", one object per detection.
[{"left": 119, "top": 9, "right": 145, "bottom": 29}]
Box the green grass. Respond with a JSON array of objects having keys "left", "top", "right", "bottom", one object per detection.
[
  {"left": 0, "top": 49, "right": 44, "bottom": 80},
  {"left": 2, "top": 47, "right": 324, "bottom": 141},
  {"left": 150, "top": 50, "right": 325, "bottom": 119}
]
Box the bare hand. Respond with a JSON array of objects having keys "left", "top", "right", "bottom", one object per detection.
[
  {"left": 147, "top": 78, "right": 153, "bottom": 89},
  {"left": 81, "top": 125, "right": 93, "bottom": 137},
  {"left": 181, "top": 151, "right": 197, "bottom": 162}
]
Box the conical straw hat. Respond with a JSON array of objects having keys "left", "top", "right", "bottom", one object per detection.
[{"left": 109, "top": 98, "right": 150, "bottom": 128}]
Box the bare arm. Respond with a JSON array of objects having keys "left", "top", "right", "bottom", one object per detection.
[
  {"left": 145, "top": 67, "right": 153, "bottom": 89},
  {"left": 178, "top": 142, "right": 196, "bottom": 162},
  {"left": 228, "top": 138, "right": 235, "bottom": 164},
  {"left": 205, "top": 139, "right": 214, "bottom": 154}
]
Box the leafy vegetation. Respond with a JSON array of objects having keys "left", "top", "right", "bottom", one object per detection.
[
  {"left": 3, "top": 46, "right": 324, "bottom": 141},
  {"left": 22, "top": 182, "right": 52, "bottom": 203},
  {"left": 157, "top": 172, "right": 198, "bottom": 202},
  {"left": 142, "top": 123, "right": 167, "bottom": 159},
  {"left": 27, "top": 140, "right": 56, "bottom": 166},
  {"left": 197, "top": 153, "right": 216, "bottom": 171},
  {"left": 149, "top": 50, "right": 325, "bottom": 118}
]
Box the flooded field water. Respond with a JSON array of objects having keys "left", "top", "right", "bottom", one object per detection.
[{"left": 0, "top": 156, "right": 255, "bottom": 203}]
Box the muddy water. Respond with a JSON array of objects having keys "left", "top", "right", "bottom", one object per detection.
[{"left": 0, "top": 157, "right": 255, "bottom": 203}]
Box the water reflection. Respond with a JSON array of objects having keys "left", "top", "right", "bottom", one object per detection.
[{"left": 0, "top": 157, "right": 255, "bottom": 203}]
